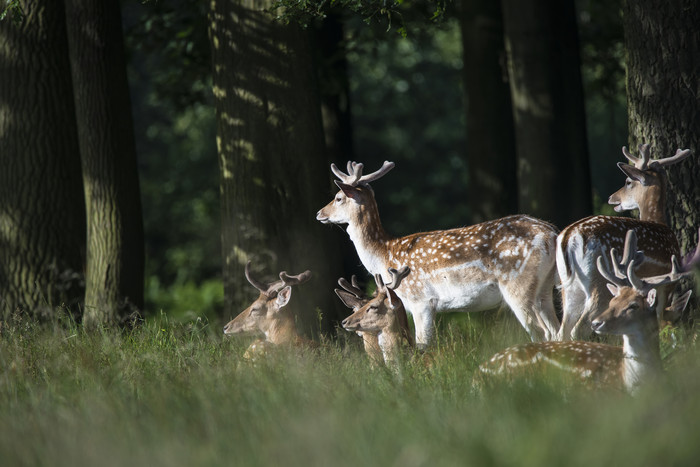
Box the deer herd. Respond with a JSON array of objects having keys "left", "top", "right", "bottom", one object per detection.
[{"left": 224, "top": 143, "right": 698, "bottom": 394}]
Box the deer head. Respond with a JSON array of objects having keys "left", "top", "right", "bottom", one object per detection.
[
  {"left": 341, "top": 266, "right": 413, "bottom": 347},
  {"left": 316, "top": 160, "right": 394, "bottom": 226},
  {"left": 593, "top": 230, "right": 693, "bottom": 336},
  {"left": 609, "top": 144, "right": 691, "bottom": 219},
  {"left": 223, "top": 261, "right": 311, "bottom": 340}
]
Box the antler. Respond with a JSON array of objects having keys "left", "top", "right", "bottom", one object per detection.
[
  {"left": 621, "top": 144, "right": 691, "bottom": 171},
  {"left": 279, "top": 270, "right": 312, "bottom": 286},
  {"left": 330, "top": 160, "right": 395, "bottom": 187},
  {"left": 596, "top": 230, "right": 644, "bottom": 288},
  {"left": 622, "top": 144, "right": 651, "bottom": 170},
  {"left": 337, "top": 275, "right": 370, "bottom": 299},
  {"left": 245, "top": 261, "right": 310, "bottom": 297},
  {"left": 386, "top": 266, "right": 410, "bottom": 290},
  {"left": 648, "top": 148, "right": 691, "bottom": 169}
]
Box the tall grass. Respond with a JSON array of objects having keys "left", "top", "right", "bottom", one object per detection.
[{"left": 1, "top": 310, "right": 700, "bottom": 467}]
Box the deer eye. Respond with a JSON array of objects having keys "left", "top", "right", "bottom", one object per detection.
[
  {"left": 335, "top": 195, "right": 343, "bottom": 203},
  {"left": 626, "top": 179, "right": 634, "bottom": 187}
]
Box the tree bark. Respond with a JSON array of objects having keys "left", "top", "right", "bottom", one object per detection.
[
  {"left": 623, "top": 0, "right": 700, "bottom": 257},
  {"left": 501, "top": 0, "right": 592, "bottom": 228},
  {"left": 208, "top": 0, "right": 345, "bottom": 333},
  {"left": 458, "top": 0, "right": 518, "bottom": 223},
  {"left": 0, "top": 0, "right": 86, "bottom": 318},
  {"left": 64, "top": 0, "right": 145, "bottom": 327}
]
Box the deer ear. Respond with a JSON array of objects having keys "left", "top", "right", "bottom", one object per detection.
[
  {"left": 334, "top": 180, "right": 361, "bottom": 201},
  {"left": 607, "top": 283, "right": 620, "bottom": 296},
  {"left": 334, "top": 289, "right": 363, "bottom": 310},
  {"left": 276, "top": 286, "right": 292, "bottom": 308},
  {"left": 386, "top": 288, "right": 401, "bottom": 309},
  {"left": 646, "top": 288, "right": 657, "bottom": 308},
  {"left": 617, "top": 163, "right": 653, "bottom": 185}
]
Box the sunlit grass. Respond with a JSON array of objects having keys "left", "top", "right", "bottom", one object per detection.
[{"left": 1, "top": 310, "right": 700, "bottom": 466}]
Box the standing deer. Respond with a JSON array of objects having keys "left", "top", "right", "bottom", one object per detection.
[
  {"left": 317, "top": 160, "right": 561, "bottom": 347},
  {"left": 556, "top": 144, "right": 691, "bottom": 340},
  {"left": 223, "top": 262, "right": 316, "bottom": 358},
  {"left": 341, "top": 267, "right": 415, "bottom": 369},
  {"left": 478, "top": 230, "right": 694, "bottom": 394}
]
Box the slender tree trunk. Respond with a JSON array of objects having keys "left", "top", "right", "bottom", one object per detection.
[
  {"left": 0, "top": 0, "right": 86, "bottom": 318},
  {"left": 623, "top": 0, "right": 700, "bottom": 257},
  {"left": 458, "top": 0, "right": 518, "bottom": 223},
  {"left": 208, "top": 0, "right": 345, "bottom": 333},
  {"left": 63, "top": 0, "right": 145, "bottom": 327},
  {"left": 501, "top": 0, "right": 592, "bottom": 228}
]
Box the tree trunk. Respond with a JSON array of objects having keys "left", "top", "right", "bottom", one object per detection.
[
  {"left": 63, "top": 0, "right": 145, "bottom": 327},
  {"left": 457, "top": 0, "right": 518, "bottom": 223},
  {"left": 0, "top": 0, "right": 86, "bottom": 318},
  {"left": 623, "top": 0, "right": 700, "bottom": 257},
  {"left": 208, "top": 0, "right": 345, "bottom": 333},
  {"left": 501, "top": 0, "right": 592, "bottom": 228}
]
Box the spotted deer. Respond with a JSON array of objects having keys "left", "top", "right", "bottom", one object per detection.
[
  {"left": 335, "top": 275, "right": 383, "bottom": 365},
  {"left": 556, "top": 144, "right": 691, "bottom": 340},
  {"left": 478, "top": 230, "right": 694, "bottom": 394},
  {"left": 341, "top": 267, "right": 415, "bottom": 369},
  {"left": 317, "top": 161, "right": 561, "bottom": 347},
  {"left": 223, "top": 262, "right": 316, "bottom": 358}
]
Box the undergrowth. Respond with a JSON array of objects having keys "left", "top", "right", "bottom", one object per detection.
[{"left": 1, "top": 310, "right": 700, "bottom": 466}]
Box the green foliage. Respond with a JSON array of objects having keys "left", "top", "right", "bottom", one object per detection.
[
  {"left": 2, "top": 314, "right": 700, "bottom": 466},
  {"left": 577, "top": 0, "right": 628, "bottom": 202},
  {"left": 145, "top": 277, "right": 224, "bottom": 322},
  {"left": 346, "top": 16, "right": 467, "bottom": 234},
  {"left": 270, "top": 0, "right": 450, "bottom": 35},
  {"left": 0, "top": 0, "right": 24, "bottom": 23},
  {"left": 123, "top": 0, "right": 221, "bottom": 318}
]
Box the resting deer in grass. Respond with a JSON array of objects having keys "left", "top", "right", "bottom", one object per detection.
[
  {"left": 317, "top": 161, "right": 561, "bottom": 347},
  {"left": 223, "top": 262, "right": 316, "bottom": 359},
  {"left": 335, "top": 275, "right": 383, "bottom": 365},
  {"left": 478, "top": 230, "right": 695, "bottom": 394},
  {"left": 341, "top": 267, "right": 415, "bottom": 369},
  {"left": 556, "top": 144, "right": 691, "bottom": 340}
]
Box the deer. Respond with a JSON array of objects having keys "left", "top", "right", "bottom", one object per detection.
[
  {"left": 477, "top": 230, "right": 695, "bottom": 394},
  {"left": 334, "top": 274, "right": 384, "bottom": 365},
  {"left": 340, "top": 266, "right": 415, "bottom": 369},
  {"left": 317, "top": 160, "right": 561, "bottom": 348},
  {"left": 556, "top": 144, "right": 692, "bottom": 340},
  {"left": 223, "top": 261, "right": 316, "bottom": 359}
]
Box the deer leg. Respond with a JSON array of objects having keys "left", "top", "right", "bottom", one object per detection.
[
  {"left": 558, "top": 285, "right": 586, "bottom": 341},
  {"left": 412, "top": 298, "right": 437, "bottom": 350}
]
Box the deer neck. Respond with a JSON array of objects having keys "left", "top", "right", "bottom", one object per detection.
[
  {"left": 346, "top": 200, "right": 390, "bottom": 274},
  {"left": 362, "top": 333, "right": 384, "bottom": 366},
  {"left": 378, "top": 321, "right": 402, "bottom": 367},
  {"left": 637, "top": 176, "right": 667, "bottom": 224},
  {"left": 621, "top": 326, "right": 662, "bottom": 393},
  {"left": 265, "top": 312, "right": 300, "bottom": 346}
]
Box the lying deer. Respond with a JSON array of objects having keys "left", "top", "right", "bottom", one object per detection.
[
  {"left": 557, "top": 144, "right": 691, "bottom": 340},
  {"left": 478, "top": 230, "right": 694, "bottom": 394},
  {"left": 334, "top": 275, "right": 383, "bottom": 365},
  {"left": 317, "top": 160, "right": 561, "bottom": 347},
  {"left": 223, "top": 262, "right": 316, "bottom": 359},
  {"left": 341, "top": 267, "right": 415, "bottom": 369}
]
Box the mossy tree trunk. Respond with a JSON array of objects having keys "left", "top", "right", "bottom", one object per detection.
[
  {"left": 501, "top": 0, "right": 592, "bottom": 228},
  {"left": 64, "top": 0, "right": 145, "bottom": 327},
  {"left": 0, "top": 0, "right": 86, "bottom": 318},
  {"left": 208, "top": 0, "right": 345, "bottom": 333},
  {"left": 458, "top": 0, "right": 518, "bottom": 223},
  {"left": 623, "top": 0, "right": 700, "bottom": 257}
]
